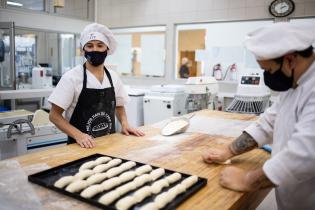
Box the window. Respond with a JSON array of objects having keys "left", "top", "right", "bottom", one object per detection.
[
  {"left": 175, "top": 20, "right": 274, "bottom": 81},
  {"left": 105, "top": 26, "right": 166, "bottom": 77},
  {"left": 6, "top": 0, "right": 45, "bottom": 11}
]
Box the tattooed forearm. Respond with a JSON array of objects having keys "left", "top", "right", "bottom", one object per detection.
[
  {"left": 246, "top": 168, "right": 275, "bottom": 191},
  {"left": 229, "top": 132, "right": 258, "bottom": 155}
]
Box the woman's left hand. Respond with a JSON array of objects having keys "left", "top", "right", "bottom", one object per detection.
[{"left": 121, "top": 125, "right": 145, "bottom": 137}]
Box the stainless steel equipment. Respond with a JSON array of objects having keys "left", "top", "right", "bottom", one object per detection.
[
  {"left": 226, "top": 74, "right": 270, "bottom": 114},
  {"left": 184, "top": 76, "right": 218, "bottom": 113}
]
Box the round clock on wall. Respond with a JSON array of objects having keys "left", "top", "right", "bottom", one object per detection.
[{"left": 269, "top": 0, "right": 295, "bottom": 17}]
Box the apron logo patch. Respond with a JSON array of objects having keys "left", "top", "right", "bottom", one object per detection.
[{"left": 86, "top": 112, "right": 112, "bottom": 137}]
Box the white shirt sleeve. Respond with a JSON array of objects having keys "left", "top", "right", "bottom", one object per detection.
[
  {"left": 112, "top": 72, "right": 129, "bottom": 107},
  {"left": 244, "top": 95, "right": 281, "bottom": 146},
  {"left": 263, "top": 91, "right": 315, "bottom": 186},
  {"left": 48, "top": 73, "right": 75, "bottom": 110}
]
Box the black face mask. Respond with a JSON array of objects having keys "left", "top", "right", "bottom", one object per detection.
[
  {"left": 84, "top": 51, "right": 107, "bottom": 66},
  {"left": 263, "top": 59, "right": 294, "bottom": 92}
]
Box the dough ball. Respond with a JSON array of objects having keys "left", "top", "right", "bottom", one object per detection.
[
  {"left": 95, "top": 156, "right": 112, "bottom": 165},
  {"left": 154, "top": 192, "right": 170, "bottom": 208},
  {"left": 150, "top": 168, "right": 165, "bottom": 181},
  {"left": 181, "top": 175, "right": 198, "bottom": 189},
  {"left": 65, "top": 180, "right": 88, "bottom": 193},
  {"left": 116, "top": 182, "right": 137, "bottom": 196},
  {"left": 80, "top": 184, "right": 103, "bottom": 198},
  {"left": 133, "top": 174, "right": 152, "bottom": 187},
  {"left": 74, "top": 169, "right": 94, "bottom": 180},
  {"left": 79, "top": 161, "right": 98, "bottom": 171},
  {"left": 165, "top": 172, "right": 182, "bottom": 184},
  {"left": 119, "top": 171, "right": 137, "bottom": 183},
  {"left": 98, "top": 190, "right": 120, "bottom": 205},
  {"left": 93, "top": 164, "right": 110, "bottom": 173},
  {"left": 133, "top": 186, "right": 152, "bottom": 202},
  {"left": 120, "top": 161, "right": 136, "bottom": 170},
  {"left": 54, "top": 176, "right": 76, "bottom": 188},
  {"left": 135, "top": 165, "right": 153, "bottom": 176},
  {"left": 115, "top": 196, "right": 137, "bottom": 210},
  {"left": 139, "top": 202, "right": 159, "bottom": 210},
  {"left": 100, "top": 177, "right": 122, "bottom": 191},
  {"left": 86, "top": 173, "right": 107, "bottom": 185}
]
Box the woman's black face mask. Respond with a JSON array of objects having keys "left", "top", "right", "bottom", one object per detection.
[
  {"left": 84, "top": 50, "right": 107, "bottom": 66},
  {"left": 263, "top": 58, "right": 294, "bottom": 92}
]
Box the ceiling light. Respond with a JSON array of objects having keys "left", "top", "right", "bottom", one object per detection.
[{"left": 7, "top": 1, "right": 23, "bottom": 7}]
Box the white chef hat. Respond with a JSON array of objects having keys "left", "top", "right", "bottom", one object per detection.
[
  {"left": 245, "top": 22, "right": 315, "bottom": 60},
  {"left": 80, "top": 23, "right": 117, "bottom": 55}
]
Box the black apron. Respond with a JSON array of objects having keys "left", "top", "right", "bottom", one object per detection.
[{"left": 68, "top": 63, "right": 116, "bottom": 144}]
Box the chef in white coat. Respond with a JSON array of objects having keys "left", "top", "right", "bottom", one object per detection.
[
  {"left": 49, "top": 23, "right": 144, "bottom": 149},
  {"left": 202, "top": 22, "right": 315, "bottom": 210}
]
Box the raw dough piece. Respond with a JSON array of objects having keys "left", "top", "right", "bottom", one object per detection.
[
  {"left": 139, "top": 202, "right": 159, "bottom": 210},
  {"left": 79, "top": 161, "right": 98, "bottom": 171},
  {"left": 86, "top": 173, "right": 107, "bottom": 185},
  {"left": 150, "top": 168, "right": 165, "bottom": 181},
  {"left": 161, "top": 119, "right": 189, "bottom": 136},
  {"left": 116, "top": 182, "right": 137, "bottom": 196},
  {"left": 95, "top": 156, "right": 112, "bottom": 165},
  {"left": 135, "top": 165, "right": 153, "bottom": 176},
  {"left": 54, "top": 176, "right": 76, "bottom": 188},
  {"left": 115, "top": 196, "right": 137, "bottom": 210},
  {"left": 65, "top": 180, "right": 89, "bottom": 193},
  {"left": 93, "top": 158, "right": 122, "bottom": 173},
  {"left": 215, "top": 159, "right": 232, "bottom": 165},
  {"left": 133, "top": 186, "right": 152, "bottom": 202},
  {"left": 165, "top": 172, "right": 182, "bottom": 184},
  {"left": 133, "top": 174, "right": 152, "bottom": 187},
  {"left": 154, "top": 191, "right": 170, "bottom": 208},
  {"left": 151, "top": 179, "right": 169, "bottom": 194},
  {"left": 74, "top": 169, "right": 94, "bottom": 180},
  {"left": 80, "top": 184, "right": 103, "bottom": 198},
  {"left": 171, "top": 183, "right": 186, "bottom": 194},
  {"left": 106, "top": 167, "right": 124, "bottom": 178},
  {"left": 120, "top": 161, "right": 136, "bottom": 170},
  {"left": 119, "top": 171, "right": 137, "bottom": 183},
  {"left": 98, "top": 190, "right": 121, "bottom": 205},
  {"left": 181, "top": 175, "right": 198, "bottom": 189},
  {"left": 100, "top": 177, "right": 122, "bottom": 191}
]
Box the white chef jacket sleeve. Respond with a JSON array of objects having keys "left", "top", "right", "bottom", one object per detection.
[
  {"left": 48, "top": 73, "right": 75, "bottom": 111},
  {"left": 244, "top": 95, "right": 281, "bottom": 146},
  {"left": 263, "top": 92, "right": 315, "bottom": 186},
  {"left": 113, "top": 73, "right": 129, "bottom": 106}
]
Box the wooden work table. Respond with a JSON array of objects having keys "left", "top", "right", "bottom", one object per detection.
[{"left": 1, "top": 110, "right": 271, "bottom": 210}]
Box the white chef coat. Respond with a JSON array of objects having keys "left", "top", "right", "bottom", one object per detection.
[
  {"left": 245, "top": 61, "right": 315, "bottom": 210},
  {"left": 48, "top": 65, "right": 129, "bottom": 121}
]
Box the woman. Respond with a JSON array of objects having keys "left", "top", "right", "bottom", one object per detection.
[{"left": 48, "top": 23, "right": 144, "bottom": 149}]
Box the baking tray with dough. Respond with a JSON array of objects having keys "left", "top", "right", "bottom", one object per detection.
[{"left": 28, "top": 153, "right": 207, "bottom": 210}]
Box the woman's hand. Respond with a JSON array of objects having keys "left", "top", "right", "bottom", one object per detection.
[
  {"left": 121, "top": 125, "right": 145, "bottom": 137},
  {"left": 202, "top": 145, "right": 234, "bottom": 164},
  {"left": 75, "top": 133, "right": 95, "bottom": 148}
]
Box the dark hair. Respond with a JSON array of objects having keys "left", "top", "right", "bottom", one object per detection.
[{"left": 273, "top": 46, "right": 314, "bottom": 64}]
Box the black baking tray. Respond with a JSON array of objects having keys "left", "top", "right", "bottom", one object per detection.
[{"left": 28, "top": 153, "right": 207, "bottom": 210}]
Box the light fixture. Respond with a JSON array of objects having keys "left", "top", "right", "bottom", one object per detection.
[
  {"left": 53, "top": 0, "right": 65, "bottom": 8},
  {"left": 7, "top": 1, "right": 23, "bottom": 7}
]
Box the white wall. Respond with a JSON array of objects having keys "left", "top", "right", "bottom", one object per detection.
[{"left": 96, "top": 0, "right": 315, "bottom": 90}]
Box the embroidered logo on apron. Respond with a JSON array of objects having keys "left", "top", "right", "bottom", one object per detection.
[{"left": 86, "top": 111, "right": 112, "bottom": 137}]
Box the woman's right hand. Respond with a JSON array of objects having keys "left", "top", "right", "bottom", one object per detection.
[
  {"left": 202, "top": 145, "right": 234, "bottom": 164},
  {"left": 75, "top": 133, "right": 95, "bottom": 148}
]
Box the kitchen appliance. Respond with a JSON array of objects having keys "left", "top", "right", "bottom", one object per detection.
[
  {"left": 32, "top": 67, "right": 53, "bottom": 89},
  {"left": 0, "top": 109, "right": 67, "bottom": 160},
  {"left": 185, "top": 76, "right": 218, "bottom": 113},
  {"left": 226, "top": 74, "right": 270, "bottom": 114},
  {"left": 143, "top": 85, "right": 187, "bottom": 125}
]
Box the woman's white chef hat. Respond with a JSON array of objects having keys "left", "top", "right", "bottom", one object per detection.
[
  {"left": 80, "top": 23, "right": 117, "bottom": 55},
  {"left": 245, "top": 22, "right": 315, "bottom": 60}
]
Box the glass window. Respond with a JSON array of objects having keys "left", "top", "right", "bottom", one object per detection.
[
  {"left": 175, "top": 20, "right": 274, "bottom": 81},
  {"left": 106, "top": 26, "right": 166, "bottom": 77},
  {"left": 59, "top": 33, "right": 75, "bottom": 74},
  {"left": 6, "top": 0, "right": 45, "bottom": 11},
  {"left": 0, "top": 26, "right": 14, "bottom": 90}
]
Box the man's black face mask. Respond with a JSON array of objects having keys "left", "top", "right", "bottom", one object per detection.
[{"left": 263, "top": 58, "right": 294, "bottom": 92}]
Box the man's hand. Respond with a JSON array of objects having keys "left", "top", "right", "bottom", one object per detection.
[
  {"left": 121, "top": 125, "right": 145, "bottom": 137},
  {"left": 75, "top": 133, "right": 95, "bottom": 148},
  {"left": 219, "top": 166, "right": 275, "bottom": 192},
  {"left": 202, "top": 146, "right": 234, "bottom": 164}
]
